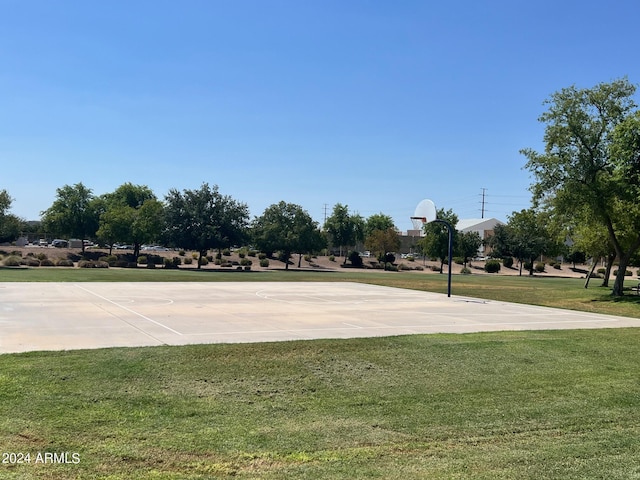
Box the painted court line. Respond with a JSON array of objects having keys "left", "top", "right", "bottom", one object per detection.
[{"left": 74, "top": 284, "right": 183, "bottom": 336}]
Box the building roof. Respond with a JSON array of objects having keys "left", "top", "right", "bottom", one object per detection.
[{"left": 457, "top": 218, "right": 504, "bottom": 232}]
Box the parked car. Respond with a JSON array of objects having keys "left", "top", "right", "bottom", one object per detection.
[{"left": 52, "top": 239, "right": 69, "bottom": 248}]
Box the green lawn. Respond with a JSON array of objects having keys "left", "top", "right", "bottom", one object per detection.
[
  {"left": 1, "top": 330, "right": 640, "bottom": 479},
  {"left": 1, "top": 267, "right": 639, "bottom": 478}
]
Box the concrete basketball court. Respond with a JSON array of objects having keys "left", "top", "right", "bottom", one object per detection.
[{"left": 1, "top": 281, "right": 639, "bottom": 354}]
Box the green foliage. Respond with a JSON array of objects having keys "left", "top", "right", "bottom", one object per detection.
[
  {"left": 456, "top": 230, "right": 482, "bottom": 265},
  {"left": 453, "top": 256, "right": 464, "bottom": 265},
  {"left": 3, "top": 255, "right": 22, "bottom": 266},
  {"left": 348, "top": 250, "right": 363, "bottom": 267},
  {"left": 223, "top": 248, "right": 231, "bottom": 256},
  {"left": 364, "top": 213, "right": 396, "bottom": 238},
  {"left": 460, "top": 266, "right": 472, "bottom": 274},
  {"left": 365, "top": 227, "right": 400, "bottom": 260},
  {"left": 40, "top": 258, "right": 55, "bottom": 266},
  {"left": 324, "top": 203, "right": 364, "bottom": 258},
  {"left": 137, "top": 255, "right": 148, "bottom": 265},
  {"left": 484, "top": 259, "right": 501, "bottom": 273},
  {"left": 178, "top": 250, "right": 185, "bottom": 256},
  {"left": 21, "top": 257, "right": 40, "bottom": 266},
  {"left": 78, "top": 260, "right": 109, "bottom": 268},
  {"left": 329, "top": 255, "right": 335, "bottom": 262},
  {"left": 419, "top": 208, "right": 458, "bottom": 268},
  {"left": 199, "top": 256, "right": 209, "bottom": 266},
  {"left": 503, "top": 256, "right": 514, "bottom": 268},
  {"left": 183, "top": 257, "right": 193, "bottom": 265},
  {"left": 240, "top": 258, "right": 252, "bottom": 266},
  {"left": 56, "top": 258, "right": 74, "bottom": 267},
  {"left": 252, "top": 201, "right": 325, "bottom": 270},
  {"left": 613, "top": 269, "right": 633, "bottom": 276},
  {"left": 535, "top": 262, "right": 546, "bottom": 272}
]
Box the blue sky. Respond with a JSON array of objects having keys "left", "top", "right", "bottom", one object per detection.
[{"left": 2, "top": 1, "right": 639, "bottom": 232}]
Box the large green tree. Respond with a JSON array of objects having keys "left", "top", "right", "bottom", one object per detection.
[
  {"left": 419, "top": 208, "right": 458, "bottom": 274},
  {"left": 251, "top": 201, "right": 326, "bottom": 270},
  {"left": 162, "top": 183, "right": 249, "bottom": 268},
  {"left": 41, "top": 183, "right": 100, "bottom": 252},
  {"left": 522, "top": 78, "right": 640, "bottom": 295},
  {"left": 97, "top": 183, "right": 164, "bottom": 258},
  {"left": 365, "top": 227, "right": 401, "bottom": 265},
  {"left": 456, "top": 231, "right": 482, "bottom": 267},
  {"left": 324, "top": 204, "right": 364, "bottom": 263},
  {"left": 0, "top": 190, "right": 24, "bottom": 243}
]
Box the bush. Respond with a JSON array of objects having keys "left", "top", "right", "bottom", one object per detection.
[
  {"left": 597, "top": 267, "right": 607, "bottom": 275},
  {"left": 553, "top": 263, "right": 562, "bottom": 270},
  {"left": 138, "top": 255, "right": 148, "bottom": 265},
  {"left": 199, "top": 256, "right": 209, "bottom": 266},
  {"left": 114, "top": 260, "right": 130, "bottom": 268},
  {"left": 523, "top": 261, "right": 533, "bottom": 271},
  {"left": 349, "top": 251, "right": 363, "bottom": 267},
  {"left": 431, "top": 265, "right": 442, "bottom": 272},
  {"left": 78, "top": 260, "right": 109, "bottom": 268},
  {"left": 484, "top": 259, "right": 501, "bottom": 273},
  {"left": 240, "top": 258, "right": 252, "bottom": 266},
  {"left": 178, "top": 250, "right": 185, "bottom": 256},
  {"left": 329, "top": 255, "right": 335, "bottom": 262},
  {"left": 192, "top": 252, "right": 199, "bottom": 259},
  {"left": 453, "top": 257, "right": 464, "bottom": 265},
  {"left": 56, "top": 259, "right": 74, "bottom": 267},
  {"left": 99, "top": 255, "right": 118, "bottom": 266},
  {"left": 259, "top": 258, "right": 270, "bottom": 267},
  {"left": 36, "top": 252, "right": 48, "bottom": 261},
  {"left": 503, "top": 256, "right": 514, "bottom": 268},
  {"left": 3, "top": 256, "right": 22, "bottom": 266},
  {"left": 613, "top": 269, "right": 633, "bottom": 276},
  {"left": 21, "top": 257, "right": 41, "bottom": 266},
  {"left": 164, "top": 257, "right": 182, "bottom": 269},
  {"left": 398, "top": 263, "right": 410, "bottom": 271},
  {"left": 183, "top": 257, "right": 193, "bottom": 265},
  {"left": 304, "top": 254, "right": 312, "bottom": 262},
  {"left": 223, "top": 248, "right": 231, "bottom": 256},
  {"left": 385, "top": 263, "right": 398, "bottom": 272},
  {"left": 535, "top": 262, "right": 546, "bottom": 273},
  {"left": 216, "top": 252, "right": 222, "bottom": 260},
  {"left": 258, "top": 253, "right": 267, "bottom": 260},
  {"left": 40, "top": 259, "right": 55, "bottom": 266},
  {"left": 248, "top": 250, "right": 257, "bottom": 257},
  {"left": 238, "top": 251, "right": 246, "bottom": 259},
  {"left": 414, "top": 265, "right": 424, "bottom": 271},
  {"left": 460, "top": 267, "right": 472, "bottom": 274}
]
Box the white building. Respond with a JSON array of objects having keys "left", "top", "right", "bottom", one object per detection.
[{"left": 457, "top": 218, "right": 504, "bottom": 256}]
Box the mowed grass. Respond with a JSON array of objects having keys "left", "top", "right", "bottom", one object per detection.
[
  {"left": 2, "top": 330, "right": 640, "bottom": 479},
  {"left": 1, "top": 267, "right": 639, "bottom": 478},
  {"left": 1, "top": 266, "right": 639, "bottom": 318}
]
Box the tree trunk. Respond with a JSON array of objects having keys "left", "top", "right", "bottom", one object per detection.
[
  {"left": 298, "top": 253, "right": 302, "bottom": 268},
  {"left": 612, "top": 251, "right": 635, "bottom": 296},
  {"left": 584, "top": 259, "right": 598, "bottom": 289},
  {"left": 197, "top": 251, "right": 203, "bottom": 269},
  {"left": 601, "top": 253, "right": 615, "bottom": 287}
]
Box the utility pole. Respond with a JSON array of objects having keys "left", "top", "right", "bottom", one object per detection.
[
  {"left": 323, "top": 203, "right": 328, "bottom": 226},
  {"left": 480, "top": 188, "right": 487, "bottom": 218}
]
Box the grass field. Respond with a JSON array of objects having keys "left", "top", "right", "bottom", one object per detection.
[
  {"left": 1, "top": 267, "right": 639, "bottom": 478},
  {"left": 1, "top": 330, "right": 640, "bottom": 479}
]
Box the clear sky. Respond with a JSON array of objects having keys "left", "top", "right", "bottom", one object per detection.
[{"left": 2, "top": 1, "right": 639, "bottom": 232}]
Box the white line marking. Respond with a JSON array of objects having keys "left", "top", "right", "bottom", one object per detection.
[{"left": 75, "top": 285, "right": 183, "bottom": 336}]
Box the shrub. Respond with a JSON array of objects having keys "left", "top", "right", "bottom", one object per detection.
[
  {"left": 114, "top": 260, "right": 130, "bottom": 268},
  {"left": 523, "top": 261, "right": 533, "bottom": 271},
  {"left": 414, "top": 265, "right": 424, "bottom": 271},
  {"left": 40, "top": 259, "right": 55, "bottom": 266},
  {"left": 248, "top": 250, "right": 257, "bottom": 257},
  {"left": 138, "top": 255, "right": 148, "bottom": 265},
  {"left": 3, "top": 256, "right": 22, "bottom": 266},
  {"left": 78, "top": 260, "right": 109, "bottom": 268},
  {"left": 597, "top": 267, "right": 607, "bottom": 275},
  {"left": 199, "top": 256, "right": 209, "bottom": 266},
  {"left": 535, "top": 262, "right": 546, "bottom": 273},
  {"left": 258, "top": 253, "right": 267, "bottom": 260},
  {"left": 56, "top": 259, "right": 74, "bottom": 267},
  {"left": 430, "top": 265, "right": 442, "bottom": 272},
  {"left": 36, "top": 253, "right": 48, "bottom": 261},
  {"left": 99, "top": 255, "right": 117, "bottom": 266},
  {"left": 329, "top": 255, "right": 335, "bottom": 262},
  {"left": 304, "top": 254, "right": 312, "bottom": 262},
  {"left": 146, "top": 262, "right": 156, "bottom": 269},
  {"left": 183, "top": 257, "right": 193, "bottom": 265},
  {"left": 21, "top": 257, "right": 41, "bottom": 266},
  {"left": 223, "top": 248, "right": 231, "bottom": 256},
  {"left": 613, "top": 269, "right": 633, "bottom": 276},
  {"left": 503, "top": 256, "right": 514, "bottom": 268},
  {"left": 216, "top": 252, "right": 222, "bottom": 260},
  {"left": 484, "top": 259, "right": 501, "bottom": 273},
  {"left": 349, "top": 251, "right": 363, "bottom": 267},
  {"left": 206, "top": 255, "right": 213, "bottom": 262},
  {"left": 164, "top": 257, "right": 182, "bottom": 269},
  {"left": 192, "top": 252, "right": 199, "bottom": 259},
  {"left": 238, "top": 251, "right": 246, "bottom": 259},
  {"left": 553, "top": 263, "right": 562, "bottom": 270},
  {"left": 178, "top": 250, "right": 185, "bottom": 256},
  {"left": 460, "top": 267, "right": 472, "bottom": 274},
  {"left": 385, "top": 263, "right": 398, "bottom": 272},
  {"left": 398, "top": 263, "right": 410, "bottom": 271},
  {"left": 260, "top": 258, "right": 270, "bottom": 267},
  {"left": 453, "top": 256, "right": 464, "bottom": 265},
  {"left": 240, "top": 258, "right": 252, "bottom": 266},
  {"left": 66, "top": 253, "right": 81, "bottom": 262}
]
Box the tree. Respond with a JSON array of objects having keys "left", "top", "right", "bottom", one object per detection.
[
  {"left": 456, "top": 231, "right": 482, "bottom": 267},
  {"left": 364, "top": 213, "right": 395, "bottom": 238},
  {"left": 162, "top": 183, "right": 249, "bottom": 269},
  {"left": 41, "top": 183, "right": 100, "bottom": 252},
  {"left": 419, "top": 208, "right": 458, "bottom": 273},
  {"left": 505, "top": 209, "right": 558, "bottom": 276},
  {"left": 365, "top": 227, "right": 401, "bottom": 266},
  {"left": 324, "top": 204, "right": 364, "bottom": 263},
  {"left": 97, "top": 183, "right": 164, "bottom": 258},
  {"left": 252, "top": 201, "right": 326, "bottom": 270},
  {"left": 0, "top": 190, "right": 24, "bottom": 243},
  {"left": 522, "top": 78, "right": 640, "bottom": 295}
]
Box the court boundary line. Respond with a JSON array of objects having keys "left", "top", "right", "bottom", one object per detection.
[{"left": 74, "top": 284, "right": 183, "bottom": 336}]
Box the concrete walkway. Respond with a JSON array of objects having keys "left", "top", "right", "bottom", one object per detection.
[{"left": 1, "top": 282, "right": 638, "bottom": 354}]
